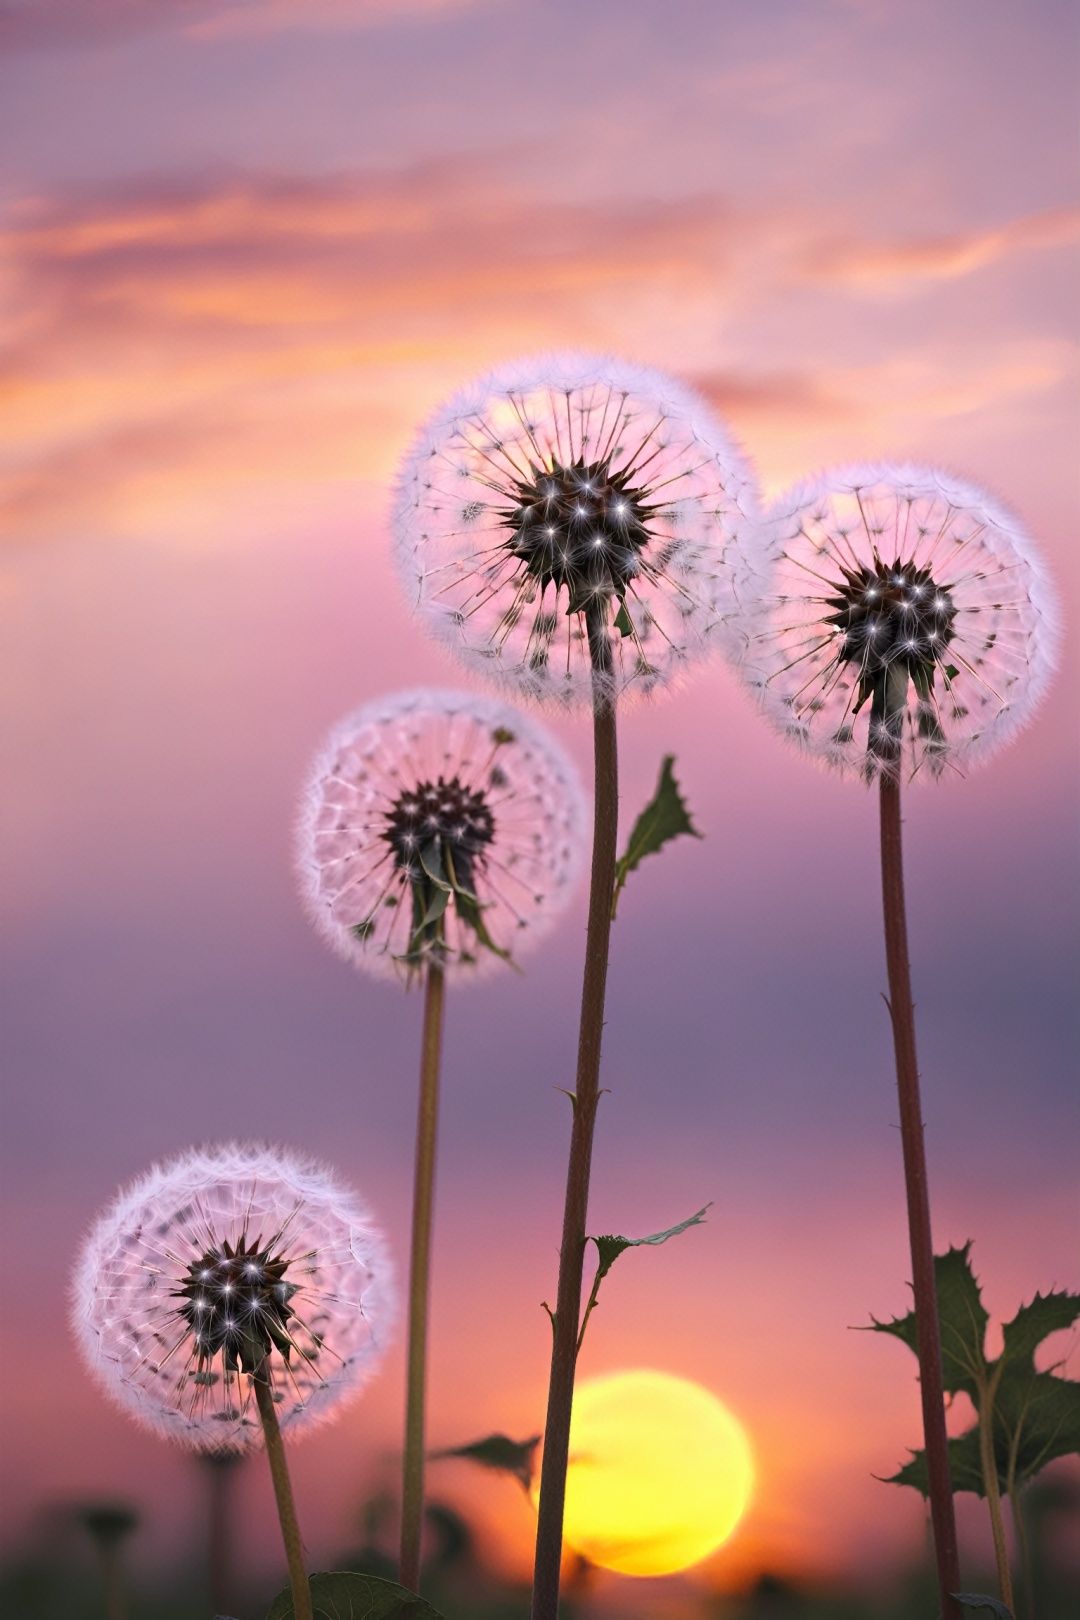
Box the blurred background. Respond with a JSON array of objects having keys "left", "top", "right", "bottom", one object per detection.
[{"left": 2, "top": 1, "right": 1078, "bottom": 1616}]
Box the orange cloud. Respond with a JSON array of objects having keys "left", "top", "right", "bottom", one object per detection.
[
  {"left": 2, "top": 166, "right": 1072, "bottom": 545},
  {"left": 803, "top": 205, "right": 1080, "bottom": 290},
  {"left": 0, "top": 166, "right": 741, "bottom": 540}
]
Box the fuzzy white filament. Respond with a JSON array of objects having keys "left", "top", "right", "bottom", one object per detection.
[
  {"left": 745, "top": 464, "right": 1058, "bottom": 780},
  {"left": 297, "top": 687, "right": 586, "bottom": 983},
  {"left": 393, "top": 352, "right": 759, "bottom": 706},
  {"left": 72, "top": 1143, "right": 394, "bottom": 1452}
]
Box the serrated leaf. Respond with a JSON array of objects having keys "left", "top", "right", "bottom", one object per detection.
[
  {"left": 994, "top": 1366, "right": 1080, "bottom": 1486},
  {"left": 431, "top": 1432, "right": 540, "bottom": 1490},
  {"left": 869, "top": 1242, "right": 987, "bottom": 1396},
  {"left": 267, "top": 1571, "right": 444, "bottom": 1620},
  {"left": 892, "top": 1371, "right": 1080, "bottom": 1501},
  {"left": 592, "top": 1203, "right": 712, "bottom": 1283},
  {"left": 886, "top": 1429, "right": 985, "bottom": 1497},
  {"left": 951, "top": 1596, "right": 1014, "bottom": 1619},
  {"left": 611, "top": 755, "right": 702, "bottom": 918},
  {"left": 1001, "top": 1290, "right": 1080, "bottom": 1370},
  {"left": 877, "top": 1245, "right": 1080, "bottom": 1502}
]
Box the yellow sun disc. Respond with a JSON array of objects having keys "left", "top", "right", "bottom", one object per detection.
[{"left": 546, "top": 1368, "right": 754, "bottom": 1577}]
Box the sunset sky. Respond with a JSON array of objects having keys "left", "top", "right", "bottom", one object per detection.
[{"left": 2, "top": 0, "right": 1078, "bottom": 1607}]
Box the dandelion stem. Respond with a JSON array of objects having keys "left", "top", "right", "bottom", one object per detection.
[
  {"left": 254, "top": 1365, "right": 313, "bottom": 1620},
  {"left": 879, "top": 772, "right": 962, "bottom": 1620},
  {"left": 400, "top": 960, "right": 447, "bottom": 1592},
  {"left": 532, "top": 635, "right": 619, "bottom": 1620}
]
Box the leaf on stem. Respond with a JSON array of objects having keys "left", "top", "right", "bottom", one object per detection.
[
  {"left": 869, "top": 1242, "right": 988, "bottom": 1397},
  {"left": 592, "top": 1204, "right": 712, "bottom": 1284},
  {"left": 611, "top": 755, "right": 701, "bottom": 918},
  {"left": 577, "top": 1204, "right": 711, "bottom": 1349},
  {"left": 870, "top": 1244, "right": 1080, "bottom": 1499},
  {"left": 430, "top": 1432, "right": 540, "bottom": 1490},
  {"left": 267, "top": 1571, "right": 444, "bottom": 1619},
  {"left": 951, "top": 1595, "right": 1015, "bottom": 1619}
]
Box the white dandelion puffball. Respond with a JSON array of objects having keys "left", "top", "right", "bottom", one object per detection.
[
  {"left": 72, "top": 1143, "right": 394, "bottom": 1453},
  {"left": 746, "top": 464, "right": 1058, "bottom": 781},
  {"left": 298, "top": 687, "right": 586, "bottom": 983},
  {"left": 393, "top": 352, "right": 760, "bottom": 706}
]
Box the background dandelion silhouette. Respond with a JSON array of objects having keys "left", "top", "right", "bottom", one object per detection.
[{"left": 2, "top": 1, "right": 1077, "bottom": 1615}]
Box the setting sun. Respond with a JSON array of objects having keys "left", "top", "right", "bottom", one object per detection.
[{"left": 544, "top": 1369, "right": 754, "bottom": 1578}]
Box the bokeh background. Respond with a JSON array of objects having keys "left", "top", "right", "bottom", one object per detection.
[{"left": 2, "top": 1, "right": 1078, "bottom": 1616}]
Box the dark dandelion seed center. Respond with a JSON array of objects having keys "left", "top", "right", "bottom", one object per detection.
[
  {"left": 177, "top": 1235, "right": 296, "bottom": 1377},
  {"left": 829, "top": 559, "right": 957, "bottom": 677},
  {"left": 502, "top": 457, "right": 653, "bottom": 618},
  {"left": 384, "top": 776, "right": 495, "bottom": 884}
]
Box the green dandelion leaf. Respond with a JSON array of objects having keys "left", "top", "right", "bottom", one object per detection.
[
  {"left": 870, "top": 1244, "right": 1080, "bottom": 1499},
  {"left": 611, "top": 755, "right": 702, "bottom": 918},
  {"left": 430, "top": 1431, "right": 540, "bottom": 1491}
]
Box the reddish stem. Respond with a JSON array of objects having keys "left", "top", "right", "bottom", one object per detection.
[
  {"left": 879, "top": 773, "right": 963, "bottom": 1620},
  {"left": 530, "top": 687, "right": 619, "bottom": 1620}
]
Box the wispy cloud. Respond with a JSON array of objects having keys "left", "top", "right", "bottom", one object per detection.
[
  {"left": 3, "top": 164, "right": 1072, "bottom": 543},
  {"left": 0, "top": 164, "right": 743, "bottom": 538},
  {"left": 803, "top": 205, "right": 1080, "bottom": 290},
  {"left": 0, "top": 0, "right": 487, "bottom": 52}
]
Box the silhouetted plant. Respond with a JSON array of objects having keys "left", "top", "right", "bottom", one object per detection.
[
  {"left": 394, "top": 351, "right": 758, "bottom": 1620},
  {"left": 744, "top": 464, "right": 1059, "bottom": 1620},
  {"left": 72, "top": 1143, "right": 394, "bottom": 1620},
  {"left": 298, "top": 686, "right": 584, "bottom": 1591}
]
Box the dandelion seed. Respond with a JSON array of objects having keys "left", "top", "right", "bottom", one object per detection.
[
  {"left": 746, "top": 464, "right": 1058, "bottom": 780},
  {"left": 393, "top": 352, "right": 759, "bottom": 705},
  {"left": 72, "top": 1143, "right": 393, "bottom": 1453},
  {"left": 297, "top": 687, "right": 586, "bottom": 983}
]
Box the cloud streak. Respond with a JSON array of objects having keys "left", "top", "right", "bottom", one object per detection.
[
  {"left": 0, "top": 164, "right": 747, "bottom": 537},
  {"left": 0, "top": 0, "right": 486, "bottom": 52},
  {"left": 2, "top": 165, "right": 1073, "bottom": 542},
  {"left": 803, "top": 205, "right": 1080, "bottom": 290}
]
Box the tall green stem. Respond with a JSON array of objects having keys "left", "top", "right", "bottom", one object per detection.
[
  {"left": 978, "top": 1366, "right": 1015, "bottom": 1613},
  {"left": 879, "top": 772, "right": 962, "bottom": 1620},
  {"left": 254, "top": 1367, "right": 313, "bottom": 1620},
  {"left": 1009, "top": 1482, "right": 1033, "bottom": 1620},
  {"left": 400, "top": 961, "right": 447, "bottom": 1592},
  {"left": 531, "top": 667, "right": 619, "bottom": 1620}
]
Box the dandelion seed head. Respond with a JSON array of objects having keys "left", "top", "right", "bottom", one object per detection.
[
  {"left": 71, "top": 1143, "right": 394, "bottom": 1453},
  {"left": 745, "top": 463, "right": 1059, "bottom": 781},
  {"left": 297, "top": 687, "right": 586, "bottom": 984},
  {"left": 393, "top": 352, "right": 760, "bottom": 707}
]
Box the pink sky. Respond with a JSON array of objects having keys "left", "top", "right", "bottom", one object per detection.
[{"left": 2, "top": 0, "right": 1078, "bottom": 1604}]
